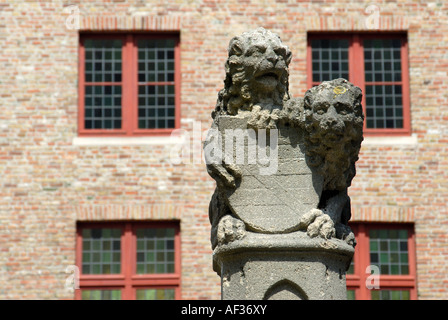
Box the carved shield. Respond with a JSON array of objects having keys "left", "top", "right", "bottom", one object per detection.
[{"left": 217, "top": 116, "right": 323, "bottom": 233}]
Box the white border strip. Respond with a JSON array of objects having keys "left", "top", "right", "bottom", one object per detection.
[
  {"left": 362, "top": 134, "right": 418, "bottom": 146},
  {"left": 73, "top": 133, "right": 418, "bottom": 147},
  {"left": 72, "top": 135, "right": 184, "bottom": 146}
]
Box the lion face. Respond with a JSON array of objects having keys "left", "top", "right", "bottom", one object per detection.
[
  {"left": 306, "top": 98, "right": 363, "bottom": 147},
  {"left": 214, "top": 28, "right": 292, "bottom": 117},
  {"left": 303, "top": 79, "right": 364, "bottom": 190},
  {"left": 228, "top": 30, "right": 291, "bottom": 94}
]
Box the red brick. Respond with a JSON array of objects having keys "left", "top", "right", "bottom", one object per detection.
[{"left": 0, "top": 0, "right": 446, "bottom": 300}]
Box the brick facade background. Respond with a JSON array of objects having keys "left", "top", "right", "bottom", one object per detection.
[{"left": 0, "top": 0, "right": 447, "bottom": 299}]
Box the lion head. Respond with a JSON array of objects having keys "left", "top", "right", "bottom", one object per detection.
[
  {"left": 303, "top": 78, "right": 364, "bottom": 191},
  {"left": 212, "top": 28, "right": 292, "bottom": 119}
]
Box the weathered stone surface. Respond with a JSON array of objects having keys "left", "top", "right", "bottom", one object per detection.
[
  {"left": 206, "top": 28, "right": 363, "bottom": 245},
  {"left": 214, "top": 232, "right": 354, "bottom": 300},
  {"left": 205, "top": 28, "right": 363, "bottom": 300},
  {"left": 218, "top": 118, "right": 322, "bottom": 233}
]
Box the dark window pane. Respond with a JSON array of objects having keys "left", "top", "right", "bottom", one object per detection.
[
  {"left": 369, "top": 228, "right": 410, "bottom": 275},
  {"left": 138, "top": 85, "right": 175, "bottom": 129},
  {"left": 82, "top": 228, "right": 121, "bottom": 275},
  {"left": 82, "top": 290, "right": 121, "bottom": 300},
  {"left": 347, "top": 290, "right": 356, "bottom": 300},
  {"left": 365, "top": 85, "right": 403, "bottom": 129},
  {"left": 371, "top": 290, "right": 410, "bottom": 300},
  {"left": 136, "top": 289, "right": 174, "bottom": 300},
  {"left": 84, "top": 39, "right": 122, "bottom": 83},
  {"left": 310, "top": 39, "right": 349, "bottom": 82},
  {"left": 84, "top": 85, "right": 122, "bottom": 130},
  {"left": 376, "top": 119, "right": 384, "bottom": 128},
  {"left": 137, "top": 38, "right": 176, "bottom": 86},
  {"left": 385, "top": 108, "right": 393, "bottom": 117},
  {"left": 364, "top": 38, "right": 402, "bottom": 88},
  {"left": 135, "top": 228, "right": 175, "bottom": 274}
]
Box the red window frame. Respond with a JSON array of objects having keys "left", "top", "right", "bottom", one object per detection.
[
  {"left": 347, "top": 223, "right": 417, "bottom": 300},
  {"left": 78, "top": 33, "right": 181, "bottom": 137},
  {"left": 75, "top": 221, "right": 181, "bottom": 300},
  {"left": 307, "top": 33, "right": 411, "bottom": 136}
]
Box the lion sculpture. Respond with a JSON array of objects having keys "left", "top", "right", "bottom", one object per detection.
[
  {"left": 206, "top": 28, "right": 363, "bottom": 249},
  {"left": 298, "top": 79, "right": 364, "bottom": 245},
  {"left": 212, "top": 27, "right": 292, "bottom": 129}
]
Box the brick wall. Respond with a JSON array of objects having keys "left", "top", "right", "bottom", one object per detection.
[{"left": 0, "top": 0, "right": 446, "bottom": 299}]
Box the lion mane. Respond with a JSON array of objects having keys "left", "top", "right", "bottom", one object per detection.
[
  {"left": 302, "top": 78, "right": 364, "bottom": 191},
  {"left": 212, "top": 28, "right": 292, "bottom": 119}
]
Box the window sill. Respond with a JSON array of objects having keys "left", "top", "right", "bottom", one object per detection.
[
  {"left": 362, "top": 134, "right": 418, "bottom": 146},
  {"left": 72, "top": 135, "right": 184, "bottom": 146}
]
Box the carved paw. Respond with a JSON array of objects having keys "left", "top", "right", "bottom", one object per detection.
[
  {"left": 207, "top": 162, "right": 242, "bottom": 189},
  {"left": 217, "top": 215, "right": 246, "bottom": 246},
  {"left": 247, "top": 106, "right": 279, "bottom": 130},
  {"left": 299, "top": 209, "right": 335, "bottom": 240},
  {"left": 335, "top": 223, "right": 356, "bottom": 247}
]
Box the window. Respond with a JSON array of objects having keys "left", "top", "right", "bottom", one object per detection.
[
  {"left": 79, "top": 34, "right": 180, "bottom": 136},
  {"left": 75, "top": 221, "right": 181, "bottom": 300},
  {"left": 346, "top": 223, "right": 417, "bottom": 300},
  {"left": 308, "top": 34, "right": 410, "bottom": 136}
]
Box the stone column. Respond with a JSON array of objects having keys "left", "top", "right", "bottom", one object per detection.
[
  {"left": 214, "top": 232, "right": 354, "bottom": 300},
  {"left": 205, "top": 28, "right": 363, "bottom": 300}
]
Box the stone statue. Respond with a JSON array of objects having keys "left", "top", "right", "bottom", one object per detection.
[
  {"left": 205, "top": 28, "right": 364, "bottom": 300},
  {"left": 298, "top": 80, "right": 364, "bottom": 243}
]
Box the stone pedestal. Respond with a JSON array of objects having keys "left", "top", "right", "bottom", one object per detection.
[{"left": 213, "top": 231, "right": 354, "bottom": 300}]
